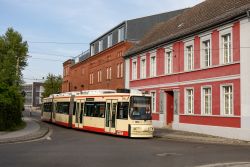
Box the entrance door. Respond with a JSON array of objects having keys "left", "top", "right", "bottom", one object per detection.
[
  {"left": 166, "top": 91, "right": 174, "bottom": 126},
  {"left": 75, "top": 99, "right": 84, "bottom": 129},
  {"left": 105, "top": 99, "right": 118, "bottom": 133}
]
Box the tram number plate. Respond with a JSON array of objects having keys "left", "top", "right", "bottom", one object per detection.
[{"left": 116, "top": 131, "right": 123, "bottom": 135}]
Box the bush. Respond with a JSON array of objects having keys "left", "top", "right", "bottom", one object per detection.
[{"left": 0, "top": 84, "right": 24, "bottom": 131}]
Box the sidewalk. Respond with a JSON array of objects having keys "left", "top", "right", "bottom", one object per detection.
[
  {"left": 154, "top": 128, "right": 250, "bottom": 145},
  {"left": 0, "top": 117, "right": 50, "bottom": 144}
]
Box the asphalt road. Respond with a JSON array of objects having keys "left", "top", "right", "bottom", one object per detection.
[{"left": 1, "top": 113, "right": 250, "bottom": 167}]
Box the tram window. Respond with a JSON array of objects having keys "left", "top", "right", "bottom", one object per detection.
[
  {"left": 73, "top": 102, "right": 76, "bottom": 115},
  {"left": 84, "top": 102, "right": 106, "bottom": 117},
  {"left": 43, "top": 102, "right": 52, "bottom": 112},
  {"left": 56, "top": 102, "right": 70, "bottom": 114},
  {"left": 117, "top": 102, "right": 129, "bottom": 119}
]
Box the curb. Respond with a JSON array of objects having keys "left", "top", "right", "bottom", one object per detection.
[
  {"left": 154, "top": 131, "right": 250, "bottom": 146},
  {"left": 0, "top": 120, "right": 51, "bottom": 144}
]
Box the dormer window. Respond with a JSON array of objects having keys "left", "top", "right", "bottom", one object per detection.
[
  {"left": 118, "top": 27, "right": 125, "bottom": 42},
  {"left": 99, "top": 40, "right": 103, "bottom": 52},
  {"left": 90, "top": 44, "right": 95, "bottom": 56},
  {"left": 108, "top": 34, "right": 112, "bottom": 47}
]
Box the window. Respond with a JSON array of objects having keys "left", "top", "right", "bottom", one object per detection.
[
  {"left": 132, "top": 59, "right": 137, "bottom": 80},
  {"left": 140, "top": 56, "right": 146, "bottom": 79},
  {"left": 185, "top": 88, "right": 194, "bottom": 114},
  {"left": 221, "top": 85, "right": 233, "bottom": 115},
  {"left": 106, "top": 67, "right": 109, "bottom": 80},
  {"left": 185, "top": 45, "right": 194, "bottom": 71},
  {"left": 99, "top": 40, "right": 103, "bottom": 52},
  {"left": 150, "top": 53, "right": 156, "bottom": 77},
  {"left": 91, "top": 44, "right": 94, "bottom": 56},
  {"left": 151, "top": 92, "right": 156, "bottom": 113},
  {"left": 43, "top": 102, "right": 52, "bottom": 112},
  {"left": 222, "top": 33, "right": 232, "bottom": 64},
  {"left": 202, "top": 87, "right": 212, "bottom": 115},
  {"left": 107, "top": 34, "right": 112, "bottom": 47},
  {"left": 117, "top": 102, "right": 129, "bottom": 119},
  {"left": 201, "top": 40, "right": 211, "bottom": 68},
  {"left": 118, "top": 27, "right": 125, "bottom": 42},
  {"left": 98, "top": 70, "right": 102, "bottom": 83},
  {"left": 165, "top": 50, "right": 172, "bottom": 74},
  {"left": 109, "top": 67, "right": 112, "bottom": 79},
  {"left": 120, "top": 63, "right": 123, "bottom": 78},
  {"left": 89, "top": 73, "right": 94, "bottom": 84},
  {"left": 84, "top": 102, "right": 106, "bottom": 117},
  {"left": 56, "top": 102, "right": 70, "bottom": 114},
  {"left": 106, "top": 67, "right": 112, "bottom": 80},
  {"left": 117, "top": 64, "right": 120, "bottom": 78}
]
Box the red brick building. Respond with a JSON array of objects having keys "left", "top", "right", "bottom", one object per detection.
[
  {"left": 62, "top": 9, "right": 186, "bottom": 92},
  {"left": 125, "top": 0, "right": 250, "bottom": 140}
]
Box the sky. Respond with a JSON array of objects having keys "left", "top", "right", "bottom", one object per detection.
[{"left": 0, "top": 0, "right": 204, "bottom": 83}]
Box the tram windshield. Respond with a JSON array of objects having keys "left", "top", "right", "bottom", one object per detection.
[{"left": 130, "top": 96, "right": 151, "bottom": 120}]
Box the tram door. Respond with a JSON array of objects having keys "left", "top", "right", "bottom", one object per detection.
[
  {"left": 105, "top": 99, "right": 118, "bottom": 133},
  {"left": 75, "top": 99, "right": 84, "bottom": 129},
  {"left": 52, "top": 102, "right": 56, "bottom": 123}
]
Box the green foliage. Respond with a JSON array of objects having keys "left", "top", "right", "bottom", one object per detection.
[
  {"left": 0, "top": 84, "right": 24, "bottom": 130},
  {"left": 0, "top": 28, "right": 28, "bottom": 131},
  {"left": 42, "top": 73, "right": 63, "bottom": 98}
]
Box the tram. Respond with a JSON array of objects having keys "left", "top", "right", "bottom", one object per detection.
[{"left": 41, "top": 89, "right": 154, "bottom": 138}]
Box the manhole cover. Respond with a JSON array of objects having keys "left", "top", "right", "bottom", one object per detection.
[{"left": 156, "top": 152, "right": 182, "bottom": 157}]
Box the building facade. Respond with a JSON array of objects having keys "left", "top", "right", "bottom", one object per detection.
[
  {"left": 62, "top": 9, "right": 186, "bottom": 92},
  {"left": 22, "top": 82, "right": 44, "bottom": 108},
  {"left": 125, "top": 0, "right": 250, "bottom": 140}
]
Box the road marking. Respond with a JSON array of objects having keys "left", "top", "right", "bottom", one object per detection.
[
  {"left": 46, "top": 137, "right": 52, "bottom": 140},
  {"left": 196, "top": 162, "right": 250, "bottom": 167}
]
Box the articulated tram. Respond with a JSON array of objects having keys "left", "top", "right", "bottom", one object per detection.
[{"left": 41, "top": 89, "right": 154, "bottom": 138}]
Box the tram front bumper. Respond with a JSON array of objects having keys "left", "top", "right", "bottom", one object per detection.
[{"left": 130, "top": 124, "right": 154, "bottom": 138}]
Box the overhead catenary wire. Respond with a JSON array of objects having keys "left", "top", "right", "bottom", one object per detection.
[
  {"left": 28, "top": 41, "right": 89, "bottom": 45},
  {"left": 29, "top": 51, "right": 74, "bottom": 58}
]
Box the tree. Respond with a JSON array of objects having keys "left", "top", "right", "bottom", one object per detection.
[
  {"left": 42, "top": 73, "right": 63, "bottom": 98},
  {"left": 0, "top": 28, "right": 28, "bottom": 86},
  {"left": 0, "top": 28, "right": 28, "bottom": 130}
]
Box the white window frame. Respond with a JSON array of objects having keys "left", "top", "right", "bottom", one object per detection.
[
  {"left": 150, "top": 91, "right": 156, "bottom": 113},
  {"left": 200, "top": 35, "right": 212, "bottom": 68},
  {"left": 90, "top": 44, "right": 95, "bottom": 56},
  {"left": 165, "top": 47, "right": 173, "bottom": 74},
  {"left": 132, "top": 58, "right": 137, "bottom": 80},
  {"left": 150, "top": 52, "right": 156, "bottom": 77},
  {"left": 117, "top": 63, "right": 120, "bottom": 78},
  {"left": 107, "top": 33, "right": 112, "bottom": 48},
  {"left": 89, "top": 73, "right": 94, "bottom": 84},
  {"left": 220, "top": 84, "right": 234, "bottom": 116},
  {"left": 140, "top": 55, "right": 146, "bottom": 79},
  {"left": 219, "top": 27, "right": 233, "bottom": 65},
  {"left": 201, "top": 86, "right": 212, "bottom": 115},
  {"left": 98, "top": 70, "right": 102, "bottom": 83},
  {"left": 120, "top": 62, "right": 123, "bottom": 78},
  {"left": 109, "top": 67, "right": 112, "bottom": 80},
  {"left": 98, "top": 40, "right": 103, "bottom": 52},
  {"left": 106, "top": 67, "right": 109, "bottom": 80},
  {"left": 118, "top": 26, "right": 125, "bottom": 42},
  {"left": 185, "top": 88, "right": 194, "bottom": 114},
  {"left": 184, "top": 40, "right": 194, "bottom": 71}
]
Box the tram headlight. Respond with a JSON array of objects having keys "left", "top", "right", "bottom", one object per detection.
[{"left": 148, "top": 127, "right": 154, "bottom": 132}]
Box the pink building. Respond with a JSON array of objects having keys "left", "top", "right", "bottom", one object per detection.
[{"left": 124, "top": 0, "right": 250, "bottom": 140}]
